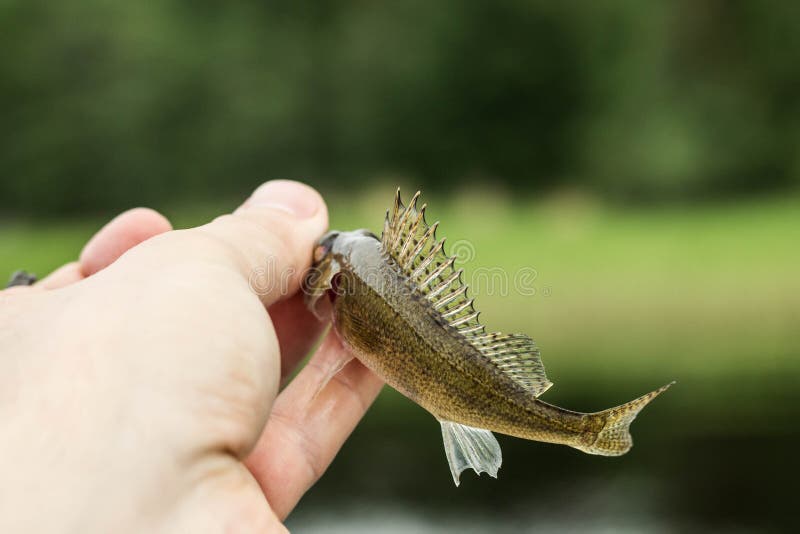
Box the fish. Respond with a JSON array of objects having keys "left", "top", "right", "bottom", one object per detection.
[{"left": 304, "top": 189, "right": 673, "bottom": 485}]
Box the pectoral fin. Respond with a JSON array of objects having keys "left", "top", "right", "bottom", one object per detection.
[
  {"left": 439, "top": 420, "right": 502, "bottom": 486},
  {"left": 310, "top": 350, "right": 353, "bottom": 402}
]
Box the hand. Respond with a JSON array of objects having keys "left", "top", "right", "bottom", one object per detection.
[{"left": 0, "top": 181, "right": 384, "bottom": 533}]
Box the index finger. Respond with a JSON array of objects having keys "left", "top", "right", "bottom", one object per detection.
[{"left": 245, "top": 331, "right": 384, "bottom": 520}]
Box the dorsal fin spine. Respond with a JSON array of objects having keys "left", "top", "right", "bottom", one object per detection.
[
  {"left": 441, "top": 298, "right": 474, "bottom": 318},
  {"left": 432, "top": 285, "right": 468, "bottom": 309},
  {"left": 428, "top": 269, "right": 461, "bottom": 299},
  {"left": 388, "top": 189, "right": 402, "bottom": 231},
  {"left": 390, "top": 191, "right": 420, "bottom": 251},
  {"left": 420, "top": 252, "right": 453, "bottom": 286},
  {"left": 403, "top": 221, "right": 439, "bottom": 272},
  {"left": 398, "top": 205, "right": 427, "bottom": 265},
  {"left": 411, "top": 238, "right": 445, "bottom": 279},
  {"left": 458, "top": 324, "right": 485, "bottom": 335},
  {"left": 450, "top": 310, "right": 480, "bottom": 327}
]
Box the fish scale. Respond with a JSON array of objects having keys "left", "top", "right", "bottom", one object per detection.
[{"left": 305, "top": 189, "right": 673, "bottom": 485}]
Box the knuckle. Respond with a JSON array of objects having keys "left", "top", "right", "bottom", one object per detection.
[
  {"left": 211, "top": 213, "right": 296, "bottom": 267},
  {"left": 176, "top": 226, "right": 250, "bottom": 270},
  {"left": 269, "top": 408, "right": 326, "bottom": 482}
]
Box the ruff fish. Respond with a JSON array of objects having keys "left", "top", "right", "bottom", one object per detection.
[{"left": 305, "top": 190, "right": 672, "bottom": 485}]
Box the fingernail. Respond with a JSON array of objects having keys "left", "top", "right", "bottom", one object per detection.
[{"left": 247, "top": 180, "right": 319, "bottom": 218}]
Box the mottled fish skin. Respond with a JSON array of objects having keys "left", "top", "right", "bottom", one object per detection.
[
  {"left": 305, "top": 190, "right": 671, "bottom": 468},
  {"left": 329, "top": 238, "right": 584, "bottom": 445}
]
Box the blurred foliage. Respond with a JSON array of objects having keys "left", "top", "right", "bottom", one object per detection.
[{"left": 2, "top": 0, "right": 800, "bottom": 216}]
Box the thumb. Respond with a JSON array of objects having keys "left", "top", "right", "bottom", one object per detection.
[{"left": 168, "top": 180, "right": 328, "bottom": 307}]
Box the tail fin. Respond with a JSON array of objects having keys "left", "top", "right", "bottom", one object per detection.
[{"left": 577, "top": 382, "right": 674, "bottom": 456}]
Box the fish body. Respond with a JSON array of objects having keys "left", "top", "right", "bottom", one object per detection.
[{"left": 305, "top": 191, "right": 671, "bottom": 484}]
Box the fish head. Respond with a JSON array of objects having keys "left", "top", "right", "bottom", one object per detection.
[{"left": 304, "top": 229, "right": 379, "bottom": 320}]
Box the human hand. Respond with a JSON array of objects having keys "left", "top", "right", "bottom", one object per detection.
[{"left": 0, "top": 181, "right": 383, "bottom": 533}]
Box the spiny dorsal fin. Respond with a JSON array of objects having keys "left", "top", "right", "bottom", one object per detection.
[{"left": 381, "top": 189, "right": 553, "bottom": 397}]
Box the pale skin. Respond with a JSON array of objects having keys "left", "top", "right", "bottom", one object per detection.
[{"left": 0, "top": 180, "right": 383, "bottom": 533}]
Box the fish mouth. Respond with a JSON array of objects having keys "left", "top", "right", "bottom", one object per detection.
[
  {"left": 303, "top": 257, "right": 335, "bottom": 321},
  {"left": 305, "top": 230, "right": 342, "bottom": 321},
  {"left": 306, "top": 228, "right": 379, "bottom": 321},
  {"left": 313, "top": 230, "right": 341, "bottom": 264}
]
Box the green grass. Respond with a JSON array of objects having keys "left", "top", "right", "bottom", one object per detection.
[{"left": 2, "top": 193, "right": 799, "bottom": 424}]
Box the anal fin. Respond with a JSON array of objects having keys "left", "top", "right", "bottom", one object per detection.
[{"left": 439, "top": 420, "right": 502, "bottom": 486}]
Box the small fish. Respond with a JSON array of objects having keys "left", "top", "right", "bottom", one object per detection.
[{"left": 305, "top": 190, "right": 672, "bottom": 485}]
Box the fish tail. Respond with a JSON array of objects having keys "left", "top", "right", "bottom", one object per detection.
[{"left": 576, "top": 382, "right": 674, "bottom": 456}]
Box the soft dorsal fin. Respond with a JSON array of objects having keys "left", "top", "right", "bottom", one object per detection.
[
  {"left": 467, "top": 332, "right": 552, "bottom": 396},
  {"left": 381, "top": 189, "right": 553, "bottom": 397}
]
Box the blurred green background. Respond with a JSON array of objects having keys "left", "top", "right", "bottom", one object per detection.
[{"left": 1, "top": 1, "right": 798, "bottom": 532}]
